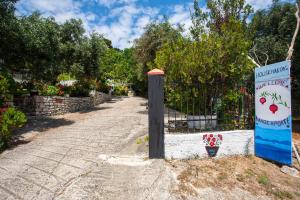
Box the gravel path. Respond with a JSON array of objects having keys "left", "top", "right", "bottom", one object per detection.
[{"left": 0, "top": 97, "right": 175, "bottom": 200}]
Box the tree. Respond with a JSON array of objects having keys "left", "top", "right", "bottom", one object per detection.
[
  {"left": 59, "top": 18, "right": 86, "bottom": 75},
  {"left": 133, "top": 20, "right": 183, "bottom": 94},
  {"left": 18, "top": 12, "right": 61, "bottom": 81},
  {"left": 250, "top": 1, "right": 300, "bottom": 115},
  {"left": 155, "top": 0, "right": 254, "bottom": 122},
  {"left": 207, "top": 0, "right": 253, "bottom": 30},
  {"left": 100, "top": 48, "right": 136, "bottom": 84},
  {"left": 80, "top": 33, "right": 107, "bottom": 80},
  {"left": 0, "top": 0, "right": 23, "bottom": 70}
]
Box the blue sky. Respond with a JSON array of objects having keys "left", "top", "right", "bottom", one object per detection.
[{"left": 16, "top": 0, "right": 293, "bottom": 49}]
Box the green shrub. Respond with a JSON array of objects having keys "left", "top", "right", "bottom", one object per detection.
[
  {"left": 46, "top": 85, "right": 59, "bottom": 96},
  {"left": 99, "top": 82, "right": 111, "bottom": 93},
  {"left": 0, "top": 73, "right": 16, "bottom": 101},
  {"left": 0, "top": 107, "right": 27, "bottom": 151},
  {"left": 40, "top": 85, "right": 59, "bottom": 96},
  {"left": 57, "top": 73, "right": 75, "bottom": 82},
  {"left": 258, "top": 175, "right": 269, "bottom": 185},
  {"left": 57, "top": 84, "right": 72, "bottom": 96},
  {"left": 0, "top": 74, "right": 9, "bottom": 96},
  {"left": 70, "top": 80, "right": 90, "bottom": 97},
  {"left": 0, "top": 71, "right": 16, "bottom": 95},
  {"left": 114, "top": 85, "right": 128, "bottom": 96}
]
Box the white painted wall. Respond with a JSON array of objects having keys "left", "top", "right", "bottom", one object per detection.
[{"left": 165, "top": 130, "right": 254, "bottom": 160}]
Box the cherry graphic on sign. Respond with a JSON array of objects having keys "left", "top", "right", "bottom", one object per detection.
[
  {"left": 269, "top": 104, "right": 278, "bottom": 114},
  {"left": 259, "top": 97, "right": 266, "bottom": 104}
]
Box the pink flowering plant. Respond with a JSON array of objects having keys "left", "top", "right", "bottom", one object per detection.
[{"left": 203, "top": 134, "right": 223, "bottom": 147}]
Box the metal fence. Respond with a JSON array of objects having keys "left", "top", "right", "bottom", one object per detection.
[{"left": 165, "top": 80, "right": 254, "bottom": 133}]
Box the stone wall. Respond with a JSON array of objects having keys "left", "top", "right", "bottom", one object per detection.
[
  {"left": 165, "top": 130, "right": 254, "bottom": 159},
  {"left": 14, "top": 92, "right": 111, "bottom": 116}
]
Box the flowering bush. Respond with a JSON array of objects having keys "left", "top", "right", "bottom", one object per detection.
[
  {"left": 70, "top": 80, "right": 90, "bottom": 97},
  {"left": 0, "top": 107, "right": 27, "bottom": 151},
  {"left": 0, "top": 72, "right": 27, "bottom": 151},
  {"left": 203, "top": 134, "right": 223, "bottom": 147}
]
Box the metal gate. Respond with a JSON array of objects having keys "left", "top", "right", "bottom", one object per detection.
[{"left": 164, "top": 79, "right": 254, "bottom": 133}]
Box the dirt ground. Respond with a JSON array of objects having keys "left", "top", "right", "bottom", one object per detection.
[
  {"left": 168, "top": 156, "right": 300, "bottom": 200},
  {"left": 164, "top": 120, "right": 300, "bottom": 200}
]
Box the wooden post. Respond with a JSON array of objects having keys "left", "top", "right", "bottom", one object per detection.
[{"left": 148, "top": 69, "right": 165, "bottom": 159}]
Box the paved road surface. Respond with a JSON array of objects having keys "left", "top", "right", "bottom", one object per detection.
[{"left": 0, "top": 97, "right": 175, "bottom": 200}]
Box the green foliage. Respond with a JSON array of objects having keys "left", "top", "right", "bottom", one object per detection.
[
  {"left": 133, "top": 20, "right": 183, "bottom": 94},
  {"left": 35, "top": 84, "right": 59, "bottom": 96},
  {"left": 272, "top": 190, "right": 294, "bottom": 199},
  {"left": 258, "top": 175, "right": 270, "bottom": 185},
  {"left": 42, "top": 85, "right": 59, "bottom": 96},
  {"left": 70, "top": 79, "right": 90, "bottom": 97},
  {"left": 114, "top": 85, "right": 128, "bottom": 96},
  {"left": 57, "top": 73, "right": 75, "bottom": 82},
  {"left": 0, "top": 4, "right": 108, "bottom": 84},
  {"left": 249, "top": 1, "right": 300, "bottom": 116},
  {"left": 0, "top": 70, "right": 16, "bottom": 95},
  {"left": 0, "top": 74, "right": 10, "bottom": 98},
  {"left": 100, "top": 48, "right": 136, "bottom": 83},
  {"left": 0, "top": 107, "right": 27, "bottom": 151},
  {"left": 155, "top": 0, "right": 254, "bottom": 130},
  {"left": 99, "top": 81, "right": 111, "bottom": 93}
]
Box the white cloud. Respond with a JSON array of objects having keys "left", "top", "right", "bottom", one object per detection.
[
  {"left": 96, "top": 0, "right": 137, "bottom": 8},
  {"left": 15, "top": 0, "right": 193, "bottom": 49},
  {"left": 166, "top": 3, "right": 194, "bottom": 36},
  {"left": 169, "top": 5, "right": 192, "bottom": 30},
  {"left": 246, "top": 0, "right": 273, "bottom": 11},
  {"left": 16, "top": 0, "right": 95, "bottom": 33},
  {"left": 93, "top": 2, "right": 159, "bottom": 49}
]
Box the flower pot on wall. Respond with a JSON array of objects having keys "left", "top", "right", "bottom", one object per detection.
[
  {"left": 203, "top": 134, "right": 223, "bottom": 157},
  {"left": 205, "top": 146, "right": 219, "bottom": 157}
]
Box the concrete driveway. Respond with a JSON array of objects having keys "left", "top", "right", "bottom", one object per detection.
[{"left": 0, "top": 97, "right": 175, "bottom": 200}]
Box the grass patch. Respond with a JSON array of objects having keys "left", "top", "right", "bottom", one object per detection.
[
  {"left": 272, "top": 190, "right": 294, "bottom": 199},
  {"left": 245, "top": 169, "right": 255, "bottom": 178},
  {"left": 136, "top": 135, "right": 149, "bottom": 145},
  {"left": 294, "top": 192, "right": 300, "bottom": 197},
  {"left": 144, "top": 135, "right": 149, "bottom": 142},
  {"left": 136, "top": 138, "right": 142, "bottom": 144},
  {"left": 258, "top": 175, "right": 269, "bottom": 185}
]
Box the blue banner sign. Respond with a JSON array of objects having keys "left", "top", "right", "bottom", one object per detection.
[{"left": 255, "top": 61, "right": 292, "bottom": 165}]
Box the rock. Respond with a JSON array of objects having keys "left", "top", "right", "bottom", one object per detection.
[{"left": 280, "top": 165, "right": 299, "bottom": 177}]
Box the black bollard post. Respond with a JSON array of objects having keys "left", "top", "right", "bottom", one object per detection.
[{"left": 147, "top": 69, "right": 165, "bottom": 159}]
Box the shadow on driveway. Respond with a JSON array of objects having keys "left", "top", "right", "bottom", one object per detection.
[{"left": 79, "top": 106, "right": 112, "bottom": 114}]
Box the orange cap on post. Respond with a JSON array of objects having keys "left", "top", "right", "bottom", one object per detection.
[{"left": 147, "top": 68, "right": 164, "bottom": 75}]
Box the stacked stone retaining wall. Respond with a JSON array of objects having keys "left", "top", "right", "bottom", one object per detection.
[{"left": 14, "top": 92, "right": 111, "bottom": 116}]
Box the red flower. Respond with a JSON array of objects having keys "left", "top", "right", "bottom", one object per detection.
[
  {"left": 209, "top": 134, "right": 213, "bottom": 138},
  {"left": 0, "top": 107, "right": 8, "bottom": 114},
  {"left": 212, "top": 137, "right": 216, "bottom": 142},
  {"left": 210, "top": 142, "right": 215, "bottom": 147},
  {"left": 218, "top": 134, "right": 222, "bottom": 140}
]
